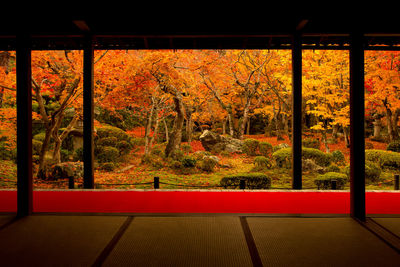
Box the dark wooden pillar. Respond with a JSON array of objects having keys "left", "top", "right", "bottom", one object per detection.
[
  {"left": 350, "top": 32, "right": 366, "bottom": 221},
  {"left": 83, "top": 35, "right": 95, "bottom": 189},
  {"left": 292, "top": 32, "right": 302, "bottom": 189},
  {"left": 16, "top": 34, "right": 33, "bottom": 216}
]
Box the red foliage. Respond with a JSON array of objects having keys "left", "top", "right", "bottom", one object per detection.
[
  {"left": 127, "top": 126, "right": 145, "bottom": 138},
  {"left": 190, "top": 141, "right": 205, "bottom": 152}
]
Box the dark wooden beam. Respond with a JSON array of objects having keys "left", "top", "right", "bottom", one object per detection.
[
  {"left": 73, "top": 20, "right": 90, "bottom": 32},
  {"left": 83, "top": 35, "right": 94, "bottom": 189},
  {"left": 350, "top": 32, "right": 366, "bottom": 221},
  {"left": 292, "top": 31, "right": 302, "bottom": 189},
  {"left": 16, "top": 34, "right": 33, "bottom": 216},
  {"left": 296, "top": 19, "right": 309, "bottom": 31}
]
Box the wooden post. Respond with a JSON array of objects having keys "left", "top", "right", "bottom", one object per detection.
[
  {"left": 292, "top": 32, "right": 302, "bottom": 189},
  {"left": 350, "top": 32, "right": 366, "bottom": 221},
  {"left": 83, "top": 35, "right": 95, "bottom": 189},
  {"left": 16, "top": 34, "right": 33, "bottom": 216}
]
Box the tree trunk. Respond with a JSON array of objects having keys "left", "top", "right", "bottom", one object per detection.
[
  {"left": 246, "top": 118, "right": 251, "bottom": 135},
  {"left": 386, "top": 107, "right": 395, "bottom": 142},
  {"left": 228, "top": 113, "right": 234, "bottom": 136},
  {"left": 343, "top": 126, "right": 350, "bottom": 148},
  {"left": 149, "top": 110, "right": 160, "bottom": 150},
  {"left": 163, "top": 118, "right": 169, "bottom": 143},
  {"left": 332, "top": 124, "right": 339, "bottom": 139},
  {"left": 165, "top": 94, "right": 185, "bottom": 158},
  {"left": 37, "top": 127, "right": 54, "bottom": 179},
  {"left": 144, "top": 101, "right": 155, "bottom": 156},
  {"left": 239, "top": 104, "right": 250, "bottom": 140},
  {"left": 222, "top": 116, "right": 227, "bottom": 135},
  {"left": 186, "top": 111, "right": 193, "bottom": 144}
]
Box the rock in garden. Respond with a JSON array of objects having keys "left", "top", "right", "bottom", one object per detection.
[
  {"left": 199, "top": 130, "right": 243, "bottom": 153},
  {"left": 51, "top": 162, "right": 83, "bottom": 180},
  {"left": 302, "top": 159, "right": 325, "bottom": 174}
]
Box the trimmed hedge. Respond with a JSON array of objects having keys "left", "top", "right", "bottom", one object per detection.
[
  {"left": 220, "top": 173, "right": 271, "bottom": 189},
  {"left": 96, "top": 125, "right": 131, "bottom": 141},
  {"left": 365, "top": 149, "right": 400, "bottom": 171},
  {"left": 387, "top": 141, "right": 400, "bottom": 153},
  {"left": 259, "top": 142, "right": 273, "bottom": 157},
  {"left": 97, "top": 137, "right": 118, "bottom": 147},
  {"left": 272, "top": 147, "right": 292, "bottom": 168},
  {"left": 343, "top": 160, "right": 382, "bottom": 182},
  {"left": 314, "top": 172, "right": 348, "bottom": 190},
  {"left": 331, "top": 150, "right": 345, "bottom": 165},
  {"left": 272, "top": 147, "right": 333, "bottom": 168},
  {"left": 243, "top": 138, "right": 260, "bottom": 156},
  {"left": 97, "top": 146, "right": 119, "bottom": 163},
  {"left": 302, "top": 138, "right": 320, "bottom": 149},
  {"left": 253, "top": 156, "right": 272, "bottom": 170},
  {"left": 182, "top": 156, "right": 197, "bottom": 168},
  {"left": 197, "top": 156, "right": 218, "bottom": 172}
]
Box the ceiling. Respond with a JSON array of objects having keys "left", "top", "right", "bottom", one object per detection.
[{"left": 1, "top": 7, "right": 399, "bottom": 50}]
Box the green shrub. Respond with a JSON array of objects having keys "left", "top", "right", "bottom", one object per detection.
[
  {"left": 302, "top": 138, "right": 320, "bottom": 149},
  {"left": 60, "top": 149, "right": 72, "bottom": 162},
  {"left": 73, "top": 147, "right": 84, "bottom": 162},
  {"left": 272, "top": 147, "right": 292, "bottom": 168},
  {"left": 302, "top": 147, "right": 332, "bottom": 167},
  {"left": 343, "top": 161, "right": 382, "bottom": 182},
  {"left": 171, "top": 149, "right": 184, "bottom": 161},
  {"left": 314, "top": 172, "right": 348, "bottom": 190},
  {"left": 387, "top": 141, "right": 400, "bottom": 153},
  {"left": 365, "top": 161, "right": 382, "bottom": 182},
  {"left": 259, "top": 142, "right": 273, "bottom": 156},
  {"left": 198, "top": 156, "right": 218, "bottom": 172},
  {"left": 331, "top": 150, "right": 345, "bottom": 165},
  {"left": 100, "top": 162, "right": 116, "bottom": 172},
  {"left": 0, "top": 141, "right": 16, "bottom": 160},
  {"left": 131, "top": 137, "right": 145, "bottom": 147},
  {"left": 117, "top": 140, "right": 133, "bottom": 155},
  {"left": 365, "top": 149, "right": 400, "bottom": 170},
  {"left": 181, "top": 156, "right": 197, "bottom": 168},
  {"left": 243, "top": 138, "right": 260, "bottom": 156},
  {"left": 181, "top": 143, "right": 193, "bottom": 153},
  {"left": 272, "top": 147, "right": 332, "bottom": 168},
  {"left": 169, "top": 160, "right": 183, "bottom": 170},
  {"left": 32, "top": 139, "right": 43, "bottom": 155},
  {"left": 33, "top": 132, "right": 46, "bottom": 142},
  {"left": 220, "top": 173, "right": 271, "bottom": 189},
  {"left": 253, "top": 156, "right": 272, "bottom": 170},
  {"left": 97, "top": 146, "right": 119, "bottom": 163},
  {"left": 272, "top": 143, "right": 290, "bottom": 152},
  {"left": 97, "top": 137, "right": 118, "bottom": 147},
  {"left": 96, "top": 125, "right": 130, "bottom": 141},
  {"left": 192, "top": 151, "right": 212, "bottom": 160},
  {"left": 326, "top": 164, "right": 341, "bottom": 173}
]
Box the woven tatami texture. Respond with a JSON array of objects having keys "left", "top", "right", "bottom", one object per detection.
[
  {"left": 103, "top": 216, "right": 253, "bottom": 267},
  {"left": 247, "top": 217, "right": 400, "bottom": 267}
]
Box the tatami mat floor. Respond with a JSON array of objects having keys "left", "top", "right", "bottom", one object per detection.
[{"left": 0, "top": 214, "right": 400, "bottom": 266}]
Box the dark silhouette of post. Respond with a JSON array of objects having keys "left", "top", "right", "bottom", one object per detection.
[
  {"left": 292, "top": 31, "right": 302, "bottom": 190},
  {"left": 350, "top": 32, "right": 366, "bottom": 221},
  {"left": 83, "top": 35, "right": 95, "bottom": 189},
  {"left": 16, "top": 33, "right": 33, "bottom": 217}
]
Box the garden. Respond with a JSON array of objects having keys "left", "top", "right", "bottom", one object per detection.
[{"left": 0, "top": 49, "right": 400, "bottom": 190}]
